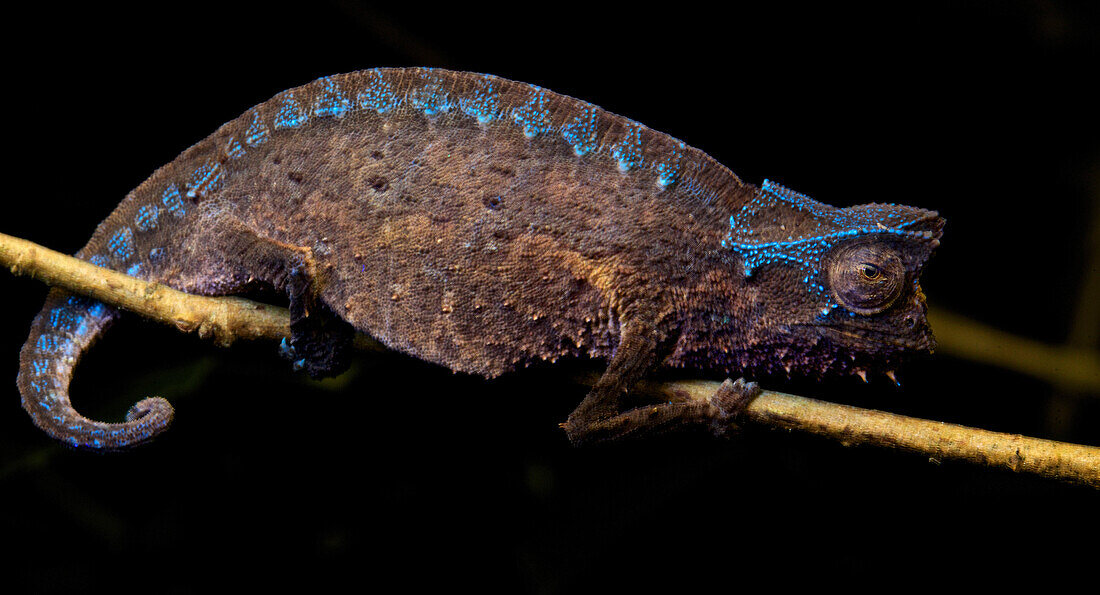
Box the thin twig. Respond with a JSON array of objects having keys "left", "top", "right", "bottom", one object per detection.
[
  {"left": 928, "top": 308, "right": 1100, "bottom": 393},
  {"left": 2, "top": 231, "right": 1098, "bottom": 488}
]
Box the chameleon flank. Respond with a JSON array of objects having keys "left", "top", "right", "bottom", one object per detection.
[{"left": 17, "top": 67, "right": 943, "bottom": 449}]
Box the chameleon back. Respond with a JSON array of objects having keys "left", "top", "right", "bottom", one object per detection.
[{"left": 17, "top": 68, "right": 751, "bottom": 448}]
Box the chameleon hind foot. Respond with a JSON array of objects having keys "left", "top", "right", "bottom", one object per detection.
[
  {"left": 281, "top": 266, "right": 355, "bottom": 379},
  {"left": 561, "top": 377, "right": 762, "bottom": 445},
  {"left": 561, "top": 322, "right": 762, "bottom": 444}
]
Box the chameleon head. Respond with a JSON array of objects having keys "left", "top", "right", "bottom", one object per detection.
[{"left": 722, "top": 180, "right": 944, "bottom": 378}]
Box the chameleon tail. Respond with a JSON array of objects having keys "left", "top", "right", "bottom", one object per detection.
[{"left": 16, "top": 288, "right": 173, "bottom": 449}]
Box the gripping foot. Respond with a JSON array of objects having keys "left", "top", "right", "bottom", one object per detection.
[
  {"left": 708, "top": 377, "right": 762, "bottom": 437},
  {"left": 281, "top": 266, "right": 354, "bottom": 379}
]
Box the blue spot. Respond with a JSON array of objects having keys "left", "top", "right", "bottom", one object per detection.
[
  {"left": 459, "top": 78, "right": 500, "bottom": 124},
  {"left": 610, "top": 125, "right": 643, "bottom": 172},
  {"left": 185, "top": 160, "right": 226, "bottom": 198},
  {"left": 162, "top": 184, "right": 185, "bottom": 217},
  {"left": 313, "top": 76, "right": 352, "bottom": 118},
  {"left": 562, "top": 107, "right": 598, "bottom": 156},
  {"left": 107, "top": 227, "right": 135, "bottom": 261},
  {"left": 126, "top": 263, "right": 143, "bottom": 278},
  {"left": 32, "top": 358, "right": 49, "bottom": 376},
  {"left": 85, "top": 300, "right": 107, "bottom": 318},
  {"left": 88, "top": 254, "right": 109, "bottom": 268},
  {"left": 655, "top": 142, "right": 685, "bottom": 188},
  {"left": 409, "top": 75, "right": 452, "bottom": 116},
  {"left": 36, "top": 334, "right": 59, "bottom": 353},
  {"left": 357, "top": 69, "right": 399, "bottom": 113},
  {"left": 511, "top": 87, "right": 553, "bottom": 138},
  {"left": 135, "top": 204, "right": 159, "bottom": 232},
  {"left": 226, "top": 137, "right": 246, "bottom": 159},
  {"left": 49, "top": 307, "right": 78, "bottom": 332},
  {"left": 244, "top": 109, "right": 269, "bottom": 146},
  {"left": 274, "top": 94, "right": 308, "bottom": 129}
]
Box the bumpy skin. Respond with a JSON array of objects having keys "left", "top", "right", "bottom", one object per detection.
[{"left": 17, "top": 68, "right": 943, "bottom": 449}]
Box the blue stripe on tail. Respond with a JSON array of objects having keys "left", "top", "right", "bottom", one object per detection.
[{"left": 17, "top": 288, "right": 173, "bottom": 449}]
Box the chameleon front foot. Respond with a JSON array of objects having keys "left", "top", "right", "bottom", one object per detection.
[{"left": 707, "top": 377, "right": 762, "bottom": 437}]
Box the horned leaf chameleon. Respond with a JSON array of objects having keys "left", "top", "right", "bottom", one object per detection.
[{"left": 17, "top": 68, "right": 943, "bottom": 449}]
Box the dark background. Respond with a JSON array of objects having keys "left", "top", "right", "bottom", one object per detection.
[{"left": 2, "top": 1, "right": 1097, "bottom": 591}]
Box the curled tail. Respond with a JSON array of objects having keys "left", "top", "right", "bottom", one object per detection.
[{"left": 17, "top": 288, "right": 173, "bottom": 449}]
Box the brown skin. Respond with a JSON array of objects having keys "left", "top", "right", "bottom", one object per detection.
[{"left": 17, "top": 68, "right": 942, "bottom": 448}]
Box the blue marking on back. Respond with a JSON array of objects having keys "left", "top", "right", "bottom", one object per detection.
[
  {"left": 226, "top": 137, "right": 246, "bottom": 159},
  {"left": 511, "top": 87, "right": 553, "bottom": 138},
  {"left": 409, "top": 74, "right": 452, "bottom": 116},
  {"left": 274, "top": 94, "right": 308, "bottom": 129},
  {"left": 88, "top": 254, "right": 109, "bottom": 268},
  {"left": 162, "top": 184, "right": 185, "bottom": 217},
  {"left": 313, "top": 76, "right": 352, "bottom": 118},
  {"left": 135, "top": 204, "right": 159, "bottom": 232},
  {"left": 610, "top": 125, "right": 643, "bottom": 172},
  {"left": 126, "top": 263, "right": 143, "bottom": 278},
  {"left": 107, "top": 227, "right": 135, "bottom": 261},
  {"left": 655, "top": 142, "right": 685, "bottom": 188},
  {"left": 358, "top": 69, "right": 398, "bottom": 113},
  {"left": 459, "top": 78, "right": 500, "bottom": 124},
  {"left": 185, "top": 160, "right": 226, "bottom": 198},
  {"left": 244, "top": 110, "right": 269, "bottom": 147},
  {"left": 562, "top": 107, "right": 598, "bottom": 157}
]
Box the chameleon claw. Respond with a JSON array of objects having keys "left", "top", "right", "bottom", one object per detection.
[
  {"left": 279, "top": 337, "right": 296, "bottom": 358},
  {"left": 855, "top": 369, "right": 868, "bottom": 383},
  {"left": 292, "top": 358, "right": 307, "bottom": 371},
  {"left": 884, "top": 370, "right": 900, "bottom": 387}
]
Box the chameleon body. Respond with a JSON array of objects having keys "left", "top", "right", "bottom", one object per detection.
[{"left": 17, "top": 68, "right": 943, "bottom": 449}]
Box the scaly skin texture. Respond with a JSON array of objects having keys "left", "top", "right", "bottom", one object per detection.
[{"left": 16, "top": 68, "right": 944, "bottom": 449}]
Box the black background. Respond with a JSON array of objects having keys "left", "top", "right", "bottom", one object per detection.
[{"left": 2, "top": 1, "right": 1097, "bottom": 591}]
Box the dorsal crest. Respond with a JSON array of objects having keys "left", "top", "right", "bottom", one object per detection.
[{"left": 197, "top": 68, "right": 747, "bottom": 210}]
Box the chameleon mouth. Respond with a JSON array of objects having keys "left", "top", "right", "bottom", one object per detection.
[{"left": 809, "top": 324, "right": 935, "bottom": 352}]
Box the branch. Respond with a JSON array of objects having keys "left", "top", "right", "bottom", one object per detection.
[
  {"left": 929, "top": 308, "right": 1100, "bottom": 393},
  {"left": 3, "top": 231, "right": 1098, "bottom": 488}
]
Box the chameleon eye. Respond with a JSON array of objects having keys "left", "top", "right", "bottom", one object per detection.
[
  {"left": 826, "top": 244, "right": 904, "bottom": 314},
  {"left": 858, "top": 263, "right": 881, "bottom": 280}
]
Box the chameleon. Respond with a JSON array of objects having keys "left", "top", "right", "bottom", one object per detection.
[{"left": 16, "top": 67, "right": 943, "bottom": 449}]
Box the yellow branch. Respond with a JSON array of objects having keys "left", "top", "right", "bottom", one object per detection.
[
  {"left": 929, "top": 308, "right": 1100, "bottom": 393},
  {"left": 2, "top": 231, "right": 1098, "bottom": 488}
]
